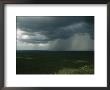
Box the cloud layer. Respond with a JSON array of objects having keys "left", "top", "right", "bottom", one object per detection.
[{"left": 17, "top": 16, "right": 94, "bottom": 51}]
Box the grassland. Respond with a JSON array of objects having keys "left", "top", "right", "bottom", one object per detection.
[{"left": 16, "top": 51, "right": 94, "bottom": 74}]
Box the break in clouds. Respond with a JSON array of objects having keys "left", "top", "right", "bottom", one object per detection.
[{"left": 17, "top": 16, "right": 94, "bottom": 51}]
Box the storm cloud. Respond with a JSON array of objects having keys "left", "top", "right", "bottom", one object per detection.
[{"left": 17, "top": 16, "right": 94, "bottom": 51}]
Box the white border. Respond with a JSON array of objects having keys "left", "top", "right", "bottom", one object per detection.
[{"left": 5, "top": 4, "right": 107, "bottom": 87}]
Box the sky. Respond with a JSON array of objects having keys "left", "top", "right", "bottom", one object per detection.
[{"left": 17, "top": 16, "right": 94, "bottom": 51}]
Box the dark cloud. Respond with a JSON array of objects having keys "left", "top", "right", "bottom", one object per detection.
[
  {"left": 17, "top": 16, "right": 94, "bottom": 50},
  {"left": 17, "top": 16, "right": 94, "bottom": 40}
]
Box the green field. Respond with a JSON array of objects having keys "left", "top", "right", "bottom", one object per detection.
[{"left": 16, "top": 51, "right": 94, "bottom": 74}]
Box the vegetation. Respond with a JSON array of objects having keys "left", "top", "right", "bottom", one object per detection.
[{"left": 16, "top": 51, "right": 94, "bottom": 74}]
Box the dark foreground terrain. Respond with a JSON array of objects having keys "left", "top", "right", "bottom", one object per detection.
[{"left": 16, "top": 51, "right": 94, "bottom": 74}]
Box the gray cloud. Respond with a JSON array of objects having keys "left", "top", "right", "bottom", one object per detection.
[
  {"left": 49, "top": 33, "right": 94, "bottom": 51},
  {"left": 17, "top": 16, "right": 94, "bottom": 51}
]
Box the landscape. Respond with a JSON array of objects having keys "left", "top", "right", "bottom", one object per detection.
[
  {"left": 16, "top": 50, "right": 94, "bottom": 74},
  {"left": 16, "top": 16, "right": 94, "bottom": 74}
]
